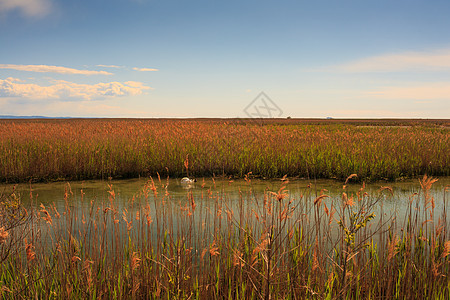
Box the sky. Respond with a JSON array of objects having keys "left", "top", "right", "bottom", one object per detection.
[{"left": 0, "top": 0, "right": 449, "bottom": 118}]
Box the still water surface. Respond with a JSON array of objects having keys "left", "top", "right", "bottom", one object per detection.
[{"left": 2, "top": 176, "right": 449, "bottom": 220}]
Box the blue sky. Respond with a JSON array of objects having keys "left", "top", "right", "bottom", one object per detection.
[{"left": 1, "top": 0, "right": 449, "bottom": 118}]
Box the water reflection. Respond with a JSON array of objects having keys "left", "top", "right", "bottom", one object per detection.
[
  {"left": 2, "top": 177, "right": 449, "bottom": 215},
  {"left": 2, "top": 176, "right": 448, "bottom": 262},
  {"left": 0, "top": 177, "right": 445, "bottom": 238}
]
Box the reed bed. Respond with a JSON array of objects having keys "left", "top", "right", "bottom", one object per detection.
[
  {"left": 0, "top": 175, "right": 449, "bottom": 299},
  {"left": 0, "top": 119, "right": 448, "bottom": 183}
]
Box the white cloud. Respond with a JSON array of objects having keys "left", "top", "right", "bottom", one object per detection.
[
  {"left": 329, "top": 49, "right": 450, "bottom": 73},
  {"left": 97, "top": 64, "right": 123, "bottom": 69},
  {"left": 133, "top": 67, "right": 159, "bottom": 72},
  {"left": 0, "top": 64, "right": 113, "bottom": 75},
  {"left": 0, "top": 0, "right": 52, "bottom": 18},
  {"left": 124, "top": 81, "right": 149, "bottom": 88},
  {"left": 0, "top": 77, "right": 152, "bottom": 100}
]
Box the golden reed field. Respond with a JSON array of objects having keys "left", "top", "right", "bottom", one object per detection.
[{"left": 0, "top": 118, "right": 448, "bottom": 183}]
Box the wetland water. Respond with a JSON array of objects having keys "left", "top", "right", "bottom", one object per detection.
[
  {"left": 3, "top": 176, "right": 449, "bottom": 224},
  {"left": 2, "top": 176, "right": 449, "bottom": 262}
]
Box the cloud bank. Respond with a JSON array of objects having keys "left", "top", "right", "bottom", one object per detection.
[
  {"left": 0, "top": 0, "right": 52, "bottom": 18},
  {"left": 367, "top": 82, "right": 450, "bottom": 100},
  {"left": 331, "top": 49, "right": 450, "bottom": 72},
  {"left": 0, "top": 64, "right": 113, "bottom": 75},
  {"left": 0, "top": 77, "right": 151, "bottom": 100}
]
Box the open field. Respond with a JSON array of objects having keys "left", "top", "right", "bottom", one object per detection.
[
  {"left": 0, "top": 118, "right": 449, "bottom": 183},
  {"left": 0, "top": 175, "right": 449, "bottom": 299}
]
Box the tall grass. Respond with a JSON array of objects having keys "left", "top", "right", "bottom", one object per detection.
[
  {"left": 0, "top": 175, "right": 449, "bottom": 299},
  {"left": 0, "top": 119, "right": 448, "bottom": 182}
]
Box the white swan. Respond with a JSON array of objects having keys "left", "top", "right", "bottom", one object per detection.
[{"left": 181, "top": 177, "right": 196, "bottom": 184}]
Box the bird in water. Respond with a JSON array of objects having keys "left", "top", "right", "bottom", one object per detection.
[{"left": 181, "top": 177, "right": 196, "bottom": 184}]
